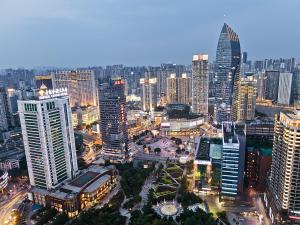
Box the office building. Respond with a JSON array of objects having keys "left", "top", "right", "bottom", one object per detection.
[
  {"left": 140, "top": 72, "right": 158, "bottom": 112},
  {"left": 292, "top": 67, "right": 300, "bottom": 103},
  {"left": 221, "top": 122, "right": 245, "bottom": 200},
  {"left": 214, "top": 23, "right": 241, "bottom": 123},
  {"left": 256, "top": 148, "right": 272, "bottom": 191},
  {"left": 35, "top": 75, "right": 53, "bottom": 89},
  {"left": 166, "top": 74, "right": 177, "bottom": 104},
  {"left": 265, "top": 107, "right": 300, "bottom": 223},
  {"left": 99, "top": 79, "right": 128, "bottom": 162},
  {"left": 257, "top": 71, "right": 266, "bottom": 100},
  {"left": 265, "top": 70, "right": 280, "bottom": 103},
  {"left": 51, "top": 70, "right": 98, "bottom": 109},
  {"left": 72, "top": 106, "right": 99, "bottom": 127},
  {"left": 192, "top": 54, "right": 209, "bottom": 115},
  {"left": 18, "top": 88, "right": 78, "bottom": 190},
  {"left": 245, "top": 120, "right": 274, "bottom": 141},
  {"left": 277, "top": 72, "right": 293, "bottom": 105},
  {"left": 237, "top": 76, "right": 256, "bottom": 121},
  {"left": 0, "top": 87, "right": 12, "bottom": 131},
  {"left": 156, "top": 70, "right": 169, "bottom": 97},
  {"left": 245, "top": 147, "right": 257, "bottom": 187},
  {"left": 177, "top": 73, "right": 192, "bottom": 105},
  {"left": 31, "top": 165, "right": 117, "bottom": 218}
]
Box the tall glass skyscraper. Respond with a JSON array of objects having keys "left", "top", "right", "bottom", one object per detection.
[
  {"left": 214, "top": 23, "right": 241, "bottom": 123},
  {"left": 99, "top": 79, "right": 128, "bottom": 162}
]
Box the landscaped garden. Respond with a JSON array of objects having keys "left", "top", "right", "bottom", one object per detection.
[{"left": 151, "top": 161, "right": 184, "bottom": 202}]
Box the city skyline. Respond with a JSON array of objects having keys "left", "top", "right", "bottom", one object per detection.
[{"left": 0, "top": 0, "right": 300, "bottom": 68}]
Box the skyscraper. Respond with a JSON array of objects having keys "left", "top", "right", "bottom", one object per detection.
[
  {"left": 140, "top": 72, "right": 158, "bottom": 112},
  {"left": 256, "top": 71, "right": 266, "bottom": 101},
  {"left": 266, "top": 106, "right": 300, "bottom": 223},
  {"left": 0, "top": 87, "right": 12, "bottom": 131},
  {"left": 292, "top": 67, "right": 300, "bottom": 104},
  {"left": 221, "top": 122, "right": 245, "bottom": 200},
  {"left": 177, "top": 73, "right": 192, "bottom": 105},
  {"left": 51, "top": 70, "right": 98, "bottom": 109},
  {"left": 192, "top": 54, "right": 209, "bottom": 115},
  {"left": 277, "top": 72, "right": 293, "bottom": 105},
  {"left": 237, "top": 76, "right": 256, "bottom": 121},
  {"left": 166, "top": 74, "right": 178, "bottom": 104},
  {"left": 214, "top": 23, "right": 241, "bottom": 123},
  {"left": 99, "top": 79, "right": 128, "bottom": 162},
  {"left": 264, "top": 70, "right": 280, "bottom": 103},
  {"left": 18, "top": 88, "right": 78, "bottom": 190}
]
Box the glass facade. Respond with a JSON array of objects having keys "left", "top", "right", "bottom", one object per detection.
[
  {"left": 214, "top": 23, "right": 241, "bottom": 123},
  {"left": 99, "top": 79, "right": 128, "bottom": 161}
]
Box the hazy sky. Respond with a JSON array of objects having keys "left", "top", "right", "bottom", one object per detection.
[{"left": 0, "top": 0, "right": 299, "bottom": 68}]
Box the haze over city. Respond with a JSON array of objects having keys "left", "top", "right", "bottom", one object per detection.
[
  {"left": 1, "top": 1, "right": 300, "bottom": 225},
  {"left": 0, "top": 0, "right": 299, "bottom": 68}
]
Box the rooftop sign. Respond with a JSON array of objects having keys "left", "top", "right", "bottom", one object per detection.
[{"left": 39, "top": 88, "right": 68, "bottom": 100}]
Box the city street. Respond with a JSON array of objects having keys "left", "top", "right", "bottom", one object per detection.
[
  {"left": 0, "top": 190, "right": 27, "bottom": 224},
  {"left": 197, "top": 193, "right": 262, "bottom": 225}
]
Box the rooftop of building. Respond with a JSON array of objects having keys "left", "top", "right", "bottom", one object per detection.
[
  {"left": 165, "top": 104, "right": 200, "bottom": 119},
  {"left": 32, "top": 165, "right": 115, "bottom": 200},
  {"left": 69, "top": 171, "right": 99, "bottom": 188},
  {"left": 222, "top": 123, "right": 238, "bottom": 144},
  {"left": 283, "top": 109, "right": 300, "bottom": 121},
  {"left": 259, "top": 148, "right": 272, "bottom": 156},
  {"left": 83, "top": 175, "right": 110, "bottom": 193},
  {"left": 195, "top": 137, "right": 222, "bottom": 161}
]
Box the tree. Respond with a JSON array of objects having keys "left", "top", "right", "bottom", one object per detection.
[
  {"left": 50, "top": 213, "right": 68, "bottom": 225},
  {"left": 36, "top": 207, "right": 57, "bottom": 225},
  {"left": 154, "top": 148, "right": 161, "bottom": 154},
  {"left": 176, "top": 147, "right": 182, "bottom": 155},
  {"left": 9, "top": 157, "right": 28, "bottom": 179},
  {"left": 175, "top": 138, "right": 182, "bottom": 145}
]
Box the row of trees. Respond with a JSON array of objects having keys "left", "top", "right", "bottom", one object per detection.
[
  {"left": 117, "top": 163, "right": 154, "bottom": 204},
  {"left": 71, "top": 191, "right": 125, "bottom": 225}
]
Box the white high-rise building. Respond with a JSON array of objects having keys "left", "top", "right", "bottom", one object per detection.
[
  {"left": 140, "top": 72, "right": 158, "bottom": 112},
  {"left": 166, "top": 73, "right": 177, "bottom": 104},
  {"left": 277, "top": 72, "right": 293, "bottom": 105},
  {"left": 178, "top": 73, "right": 192, "bottom": 105},
  {"left": 266, "top": 106, "right": 300, "bottom": 223},
  {"left": 192, "top": 54, "right": 209, "bottom": 115},
  {"left": 18, "top": 88, "right": 78, "bottom": 190}
]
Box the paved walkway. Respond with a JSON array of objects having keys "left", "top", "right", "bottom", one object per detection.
[
  {"left": 139, "top": 175, "right": 155, "bottom": 210},
  {"left": 119, "top": 192, "right": 131, "bottom": 225}
]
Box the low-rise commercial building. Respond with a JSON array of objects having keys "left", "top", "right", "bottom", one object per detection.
[
  {"left": 161, "top": 104, "right": 204, "bottom": 136},
  {"left": 30, "top": 165, "right": 117, "bottom": 217}
]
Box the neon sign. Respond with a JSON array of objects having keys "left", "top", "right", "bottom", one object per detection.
[{"left": 39, "top": 88, "right": 68, "bottom": 100}]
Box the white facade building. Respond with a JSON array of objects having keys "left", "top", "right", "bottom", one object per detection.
[
  {"left": 192, "top": 54, "right": 209, "bottom": 115},
  {"left": 277, "top": 72, "right": 293, "bottom": 105},
  {"left": 18, "top": 89, "right": 78, "bottom": 190},
  {"left": 140, "top": 75, "right": 158, "bottom": 112}
]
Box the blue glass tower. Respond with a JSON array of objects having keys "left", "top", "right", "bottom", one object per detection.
[{"left": 214, "top": 23, "right": 241, "bottom": 123}]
